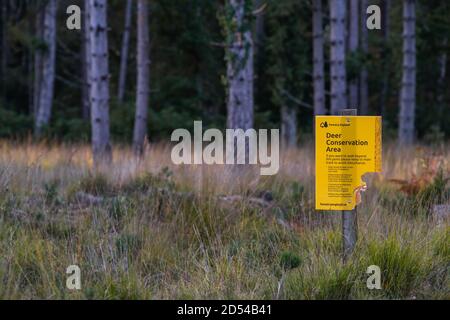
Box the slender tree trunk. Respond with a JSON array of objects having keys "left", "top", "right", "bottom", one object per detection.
[
  {"left": 118, "top": 0, "right": 133, "bottom": 102},
  {"left": 28, "top": 13, "right": 34, "bottom": 115},
  {"left": 88, "top": 0, "right": 112, "bottom": 166},
  {"left": 81, "top": 43, "right": 89, "bottom": 120},
  {"left": 28, "top": 46, "right": 33, "bottom": 115},
  {"left": 0, "top": 1, "right": 7, "bottom": 100},
  {"left": 380, "top": 0, "right": 391, "bottom": 117},
  {"left": 329, "top": 0, "right": 347, "bottom": 114},
  {"left": 348, "top": 0, "right": 359, "bottom": 110},
  {"left": 281, "top": 105, "right": 297, "bottom": 148},
  {"left": 398, "top": 0, "right": 416, "bottom": 145},
  {"left": 81, "top": 0, "right": 91, "bottom": 120},
  {"left": 313, "top": 0, "right": 326, "bottom": 115},
  {"left": 133, "top": 0, "right": 150, "bottom": 156},
  {"left": 254, "top": 0, "right": 265, "bottom": 65},
  {"left": 437, "top": 37, "right": 447, "bottom": 122},
  {"left": 34, "top": 0, "right": 57, "bottom": 136},
  {"left": 437, "top": 37, "right": 448, "bottom": 105},
  {"left": 359, "top": 0, "right": 369, "bottom": 115},
  {"left": 33, "top": 9, "right": 43, "bottom": 119},
  {"left": 225, "top": 0, "right": 254, "bottom": 130}
]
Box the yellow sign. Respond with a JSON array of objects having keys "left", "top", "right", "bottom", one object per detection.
[{"left": 315, "top": 116, "right": 382, "bottom": 210}]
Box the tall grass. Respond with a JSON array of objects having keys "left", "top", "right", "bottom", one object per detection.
[{"left": 0, "top": 140, "right": 448, "bottom": 299}]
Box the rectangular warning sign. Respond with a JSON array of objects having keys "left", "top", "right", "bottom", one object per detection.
[{"left": 315, "top": 116, "right": 382, "bottom": 210}]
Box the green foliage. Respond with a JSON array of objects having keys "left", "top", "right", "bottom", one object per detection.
[
  {"left": 283, "top": 263, "right": 359, "bottom": 300},
  {"left": 219, "top": 0, "right": 254, "bottom": 76},
  {"left": 148, "top": 106, "right": 201, "bottom": 141},
  {"left": 44, "top": 180, "right": 61, "bottom": 205},
  {"left": 0, "top": 152, "right": 448, "bottom": 299},
  {"left": 417, "top": 169, "right": 449, "bottom": 206},
  {"left": 49, "top": 118, "right": 90, "bottom": 142},
  {"left": 290, "top": 181, "right": 305, "bottom": 200},
  {"left": 115, "top": 234, "right": 142, "bottom": 259},
  {"left": 280, "top": 250, "right": 302, "bottom": 271},
  {"left": 109, "top": 101, "right": 135, "bottom": 142},
  {"left": 262, "top": 0, "right": 311, "bottom": 128},
  {"left": 423, "top": 125, "right": 446, "bottom": 145},
  {"left": 108, "top": 197, "right": 129, "bottom": 222},
  {"left": 346, "top": 49, "right": 368, "bottom": 80},
  {"left": 1, "top": 0, "right": 449, "bottom": 142},
  {"left": 77, "top": 173, "right": 111, "bottom": 196},
  {"left": 312, "top": 265, "right": 358, "bottom": 300},
  {"left": 44, "top": 222, "right": 74, "bottom": 241},
  {"left": 0, "top": 108, "right": 33, "bottom": 138},
  {"left": 109, "top": 101, "right": 215, "bottom": 142},
  {"left": 366, "top": 237, "right": 428, "bottom": 298},
  {"left": 121, "top": 168, "right": 175, "bottom": 194},
  {"left": 432, "top": 229, "right": 450, "bottom": 262}
]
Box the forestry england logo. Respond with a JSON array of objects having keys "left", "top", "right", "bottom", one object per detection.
[{"left": 171, "top": 121, "right": 280, "bottom": 176}]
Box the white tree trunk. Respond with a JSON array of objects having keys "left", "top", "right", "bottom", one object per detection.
[
  {"left": 380, "top": 0, "right": 391, "bottom": 116},
  {"left": 359, "top": 0, "right": 369, "bottom": 115},
  {"left": 348, "top": 0, "right": 359, "bottom": 110},
  {"left": 33, "top": 8, "right": 43, "bottom": 119},
  {"left": 313, "top": 0, "right": 326, "bottom": 115},
  {"left": 254, "top": 0, "right": 265, "bottom": 65},
  {"left": 329, "top": 0, "right": 347, "bottom": 115},
  {"left": 88, "top": 0, "right": 112, "bottom": 165},
  {"left": 117, "top": 0, "right": 133, "bottom": 102},
  {"left": 398, "top": 0, "right": 416, "bottom": 145},
  {"left": 226, "top": 0, "right": 254, "bottom": 130},
  {"left": 34, "top": 0, "right": 57, "bottom": 136},
  {"left": 437, "top": 38, "right": 447, "bottom": 113},
  {"left": 281, "top": 105, "right": 297, "bottom": 148},
  {"left": 133, "top": 0, "right": 150, "bottom": 156},
  {"left": 0, "top": 1, "right": 7, "bottom": 98}
]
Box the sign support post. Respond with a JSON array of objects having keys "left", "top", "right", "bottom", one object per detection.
[
  {"left": 315, "top": 109, "right": 381, "bottom": 261},
  {"left": 339, "top": 108, "right": 358, "bottom": 261}
]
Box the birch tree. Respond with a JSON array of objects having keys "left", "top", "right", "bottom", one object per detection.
[
  {"left": 437, "top": 38, "right": 447, "bottom": 119},
  {"left": 81, "top": 0, "right": 91, "bottom": 120},
  {"left": 33, "top": 8, "right": 42, "bottom": 118},
  {"left": 280, "top": 105, "right": 297, "bottom": 148},
  {"left": 133, "top": 0, "right": 150, "bottom": 156},
  {"left": 329, "top": 0, "right": 347, "bottom": 114},
  {"left": 34, "top": 0, "right": 57, "bottom": 136},
  {"left": 359, "top": 0, "right": 369, "bottom": 115},
  {"left": 348, "top": 0, "right": 359, "bottom": 110},
  {"left": 0, "top": 1, "right": 7, "bottom": 98},
  {"left": 117, "top": 0, "right": 133, "bottom": 102},
  {"left": 398, "top": 0, "right": 416, "bottom": 145},
  {"left": 254, "top": 0, "right": 265, "bottom": 66},
  {"left": 380, "top": 0, "right": 391, "bottom": 116},
  {"left": 223, "top": 0, "right": 254, "bottom": 130},
  {"left": 87, "top": 0, "right": 112, "bottom": 165},
  {"left": 267, "top": 0, "right": 306, "bottom": 148},
  {"left": 313, "top": 0, "right": 325, "bottom": 115}
]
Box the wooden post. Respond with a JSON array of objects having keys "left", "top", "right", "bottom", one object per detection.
[{"left": 339, "top": 109, "right": 358, "bottom": 261}]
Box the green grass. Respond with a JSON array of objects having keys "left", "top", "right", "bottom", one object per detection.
[{"left": 0, "top": 142, "right": 448, "bottom": 299}]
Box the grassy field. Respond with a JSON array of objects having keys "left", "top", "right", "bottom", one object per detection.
[{"left": 0, "top": 140, "right": 448, "bottom": 299}]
